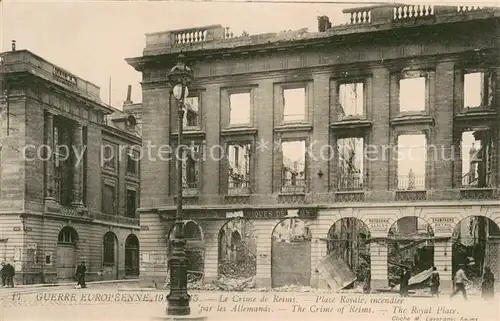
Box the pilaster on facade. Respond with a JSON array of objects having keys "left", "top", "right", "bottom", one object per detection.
[
  {"left": 72, "top": 122, "right": 85, "bottom": 208},
  {"left": 44, "top": 111, "right": 56, "bottom": 201}
]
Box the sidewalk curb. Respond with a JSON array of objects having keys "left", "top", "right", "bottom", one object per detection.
[{"left": 6, "top": 279, "right": 138, "bottom": 290}]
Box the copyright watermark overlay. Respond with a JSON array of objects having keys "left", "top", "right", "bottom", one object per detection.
[{"left": 19, "top": 140, "right": 470, "bottom": 165}]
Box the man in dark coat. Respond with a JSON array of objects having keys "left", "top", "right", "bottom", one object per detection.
[
  {"left": 1, "top": 262, "right": 6, "bottom": 287},
  {"left": 399, "top": 267, "right": 411, "bottom": 297},
  {"left": 429, "top": 266, "right": 440, "bottom": 297},
  {"left": 75, "top": 261, "right": 87, "bottom": 288},
  {"left": 4, "top": 262, "right": 15, "bottom": 288},
  {"left": 481, "top": 267, "right": 495, "bottom": 300}
]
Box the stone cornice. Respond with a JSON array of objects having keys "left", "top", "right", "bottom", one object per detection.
[
  {"left": 127, "top": 11, "right": 500, "bottom": 72},
  {"left": 139, "top": 47, "right": 496, "bottom": 88},
  {"left": 4, "top": 71, "right": 114, "bottom": 115},
  {"left": 101, "top": 125, "right": 141, "bottom": 144},
  {"left": 137, "top": 199, "right": 500, "bottom": 213}
]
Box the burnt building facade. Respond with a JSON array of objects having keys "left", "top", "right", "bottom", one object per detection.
[
  {"left": 128, "top": 5, "right": 500, "bottom": 292},
  {"left": 0, "top": 48, "right": 141, "bottom": 284}
]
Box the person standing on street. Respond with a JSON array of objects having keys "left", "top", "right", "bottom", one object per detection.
[
  {"left": 399, "top": 267, "right": 411, "bottom": 297},
  {"left": 429, "top": 266, "right": 440, "bottom": 297},
  {"left": 3, "top": 262, "right": 15, "bottom": 288},
  {"left": 75, "top": 261, "right": 87, "bottom": 289},
  {"left": 481, "top": 267, "right": 495, "bottom": 300},
  {"left": 1, "top": 262, "right": 6, "bottom": 287},
  {"left": 450, "top": 264, "right": 470, "bottom": 300}
]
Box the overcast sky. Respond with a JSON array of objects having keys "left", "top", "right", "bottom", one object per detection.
[
  {"left": 0, "top": 0, "right": 498, "bottom": 108},
  {"left": 1, "top": 0, "right": 355, "bottom": 108},
  {"left": 3, "top": 0, "right": 495, "bottom": 108}
]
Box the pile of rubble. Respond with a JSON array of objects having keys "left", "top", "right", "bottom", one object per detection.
[
  {"left": 467, "top": 279, "right": 484, "bottom": 296},
  {"left": 212, "top": 276, "right": 256, "bottom": 291},
  {"left": 338, "top": 283, "right": 366, "bottom": 294},
  {"left": 218, "top": 258, "right": 256, "bottom": 279}
]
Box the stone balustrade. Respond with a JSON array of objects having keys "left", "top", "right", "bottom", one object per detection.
[
  {"left": 0, "top": 50, "right": 101, "bottom": 103},
  {"left": 142, "top": 5, "right": 498, "bottom": 55}
]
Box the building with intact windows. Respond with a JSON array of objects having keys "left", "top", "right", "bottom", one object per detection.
[
  {"left": 0, "top": 46, "right": 141, "bottom": 284},
  {"left": 127, "top": 4, "right": 500, "bottom": 292}
]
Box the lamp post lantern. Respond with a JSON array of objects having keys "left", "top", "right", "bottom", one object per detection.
[{"left": 166, "top": 54, "right": 194, "bottom": 317}]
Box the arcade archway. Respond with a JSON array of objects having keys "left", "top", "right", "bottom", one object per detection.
[
  {"left": 452, "top": 216, "right": 500, "bottom": 289},
  {"left": 386, "top": 217, "right": 434, "bottom": 288},
  {"left": 125, "top": 234, "right": 140, "bottom": 277},
  {"left": 326, "top": 217, "right": 371, "bottom": 291},
  {"left": 56, "top": 226, "right": 79, "bottom": 281},
  {"left": 102, "top": 231, "right": 119, "bottom": 279},
  {"left": 217, "top": 218, "right": 257, "bottom": 282},
  {"left": 271, "top": 218, "right": 312, "bottom": 288},
  {"left": 168, "top": 220, "right": 205, "bottom": 284}
]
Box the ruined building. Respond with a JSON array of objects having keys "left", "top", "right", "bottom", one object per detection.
[{"left": 127, "top": 4, "right": 500, "bottom": 292}]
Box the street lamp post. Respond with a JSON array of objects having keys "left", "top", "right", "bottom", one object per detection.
[{"left": 166, "top": 54, "right": 194, "bottom": 317}]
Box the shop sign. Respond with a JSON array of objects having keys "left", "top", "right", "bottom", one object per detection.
[
  {"left": 368, "top": 218, "right": 391, "bottom": 232},
  {"left": 431, "top": 217, "right": 454, "bottom": 233},
  {"left": 243, "top": 208, "right": 318, "bottom": 220}
]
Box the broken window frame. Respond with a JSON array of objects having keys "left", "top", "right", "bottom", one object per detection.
[
  {"left": 226, "top": 141, "right": 253, "bottom": 195},
  {"left": 398, "top": 70, "right": 429, "bottom": 113},
  {"left": 181, "top": 143, "right": 202, "bottom": 192},
  {"left": 338, "top": 81, "right": 365, "bottom": 118},
  {"left": 280, "top": 139, "right": 308, "bottom": 193},
  {"left": 459, "top": 127, "right": 495, "bottom": 189},
  {"left": 183, "top": 94, "right": 201, "bottom": 129},
  {"left": 229, "top": 91, "right": 252, "bottom": 126},
  {"left": 282, "top": 86, "right": 307, "bottom": 123},
  {"left": 336, "top": 136, "right": 365, "bottom": 191},
  {"left": 394, "top": 133, "right": 428, "bottom": 191},
  {"left": 462, "top": 68, "right": 495, "bottom": 109}
]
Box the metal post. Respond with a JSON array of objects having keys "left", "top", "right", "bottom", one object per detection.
[{"left": 166, "top": 97, "right": 191, "bottom": 316}]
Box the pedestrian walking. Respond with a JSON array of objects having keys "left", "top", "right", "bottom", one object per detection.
[
  {"left": 399, "top": 267, "right": 411, "bottom": 297},
  {"left": 75, "top": 261, "right": 87, "bottom": 289},
  {"left": 429, "top": 266, "right": 440, "bottom": 297},
  {"left": 363, "top": 272, "right": 371, "bottom": 294},
  {"left": 450, "top": 264, "right": 470, "bottom": 300},
  {"left": 481, "top": 267, "right": 495, "bottom": 300}
]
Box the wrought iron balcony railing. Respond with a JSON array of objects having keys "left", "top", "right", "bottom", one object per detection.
[
  {"left": 461, "top": 170, "right": 493, "bottom": 188},
  {"left": 281, "top": 178, "right": 306, "bottom": 194},
  {"left": 228, "top": 179, "right": 251, "bottom": 195},
  {"left": 397, "top": 175, "right": 425, "bottom": 190},
  {"left": 336, "top": 173, "right": 364, "bottom": 191},
  {"left": 182, "top": 181, "right": 199, "bottom": 196}
]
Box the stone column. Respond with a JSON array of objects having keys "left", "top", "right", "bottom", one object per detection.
[
  {"left": 496, "top": 67, "right": 500, "bottom": 188},
  {"left": 71, "top": 123, "right": 84, "bottom": 207},
  {"left": 370, "top": 242, "right": 388, "bottom": 289},
  {"left": 434, "top": 239, "right": 453, "bottom": 293},
  {"left": 254, "top": 220, "right": 273, "bottom": 288},
  {"left": 309, "top": 219, "right": 329, "bottom": 289},
  {"left": 434, "top": 61, "right": 455, "bottom": 190},
  {"left": 310, "top": 73, "right": 331, "bottom": 194},
  {"left": 44, "top": 112, "right": 55, "bottom": 201}
]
